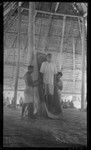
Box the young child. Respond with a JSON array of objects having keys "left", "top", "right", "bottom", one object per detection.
[
  {"left": 55, "top": 72, "right": 63, "bottom": 90},
  {"left": 21, "top": 65, "right": 38, "bottom": 119},
  {"left": 55, "top": 71, "right": 63, "bottom": 109}
]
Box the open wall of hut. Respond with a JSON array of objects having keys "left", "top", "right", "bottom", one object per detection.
[{"left": 4, "top": 2, "right": 87, "bottom": 108}]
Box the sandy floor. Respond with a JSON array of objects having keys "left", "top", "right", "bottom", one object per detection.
[{"left": 3, "top": 106, "right": 87, "bottom": 147}]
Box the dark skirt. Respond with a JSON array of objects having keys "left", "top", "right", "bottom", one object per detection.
[
  {"left": 38, "top": 84, "right": 62, "bottom": 116},
  {"left": 45, "top": 87, "right": 62, "bottom": 115},
  {"left": 38, "top": 74, "right": 62, "bottom": 117}
]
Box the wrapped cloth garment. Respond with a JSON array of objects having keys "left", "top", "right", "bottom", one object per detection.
[
  {"left": 33, "top": 87, "right": 39, "bottom": 114},
  {"left": 43, "top": 83, "right": 54, "bottom": 96},
  {"left": 40, "top": 61, "right": 57, "bottom": 96},
  {"left": 44, "top": 76, "right": 63, "bottom": 116},
  {"left": 24, "top": 86, "right": 34, "bottom": 103},
  {"left": 23, "top": 71, "right": 39, "bottom": 114}
]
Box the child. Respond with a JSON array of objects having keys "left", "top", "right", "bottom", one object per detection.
[
  {"left": 55, "top": 71, "right": 63, "bottom": 112},
  {"left": 21, "top": 65, "right": 38, "bottom": 119},
  {"left": 56, "top": 72, "right": 63, "bottom": 91},
  {"left": 19, "top": 97, "right": 23, "bottom": 107}
]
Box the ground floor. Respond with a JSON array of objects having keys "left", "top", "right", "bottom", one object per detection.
[{"left": 3, "top": 106, "right": 87, "bottom": 147}]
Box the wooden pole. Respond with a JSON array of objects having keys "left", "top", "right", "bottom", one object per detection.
[
  {"left": 28, "top": 2, "right": 39, "bottom": 114},
  {"left": 36, "top": 10, "right": 83, "bottom": 19},
  {"left": 73, "top": 37, "right": 75, "bottom": 93},
  {"left": 60, "top": 16, "right": 66, "bottom": 54},
  {"left": 21, "top": 8, "right": 83, "bottom": 19},
  {"left": 78, "top": 17, "right": 82, "bottom": 37},
  {"left": 13, "top": 3, "right": 21, "bottom": 106},
  {"left": 43, "top": 13, "right": 53, "bottom": 51},
  {"left": 59, "top": 16, "right": 66, "bottom": 70},
  {"left": 28, "top": 2, "right": 34, "bottom": 65},
  {"left": 28, "top": 2, "right": 38, "bottom": 78},
  {"left": 81, "top": 17, "right": 86, "bottom": 110}
]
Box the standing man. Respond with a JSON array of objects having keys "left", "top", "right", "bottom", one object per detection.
[
  {"left": 40, "top": 53, "right": 57, "bottom": 97},
  {"left": 40, "top": 53, "right": 58, "bottom": 118}
]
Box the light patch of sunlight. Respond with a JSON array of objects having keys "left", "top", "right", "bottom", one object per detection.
[
  {"left": 3, "top": 90, "right": 24, "bottom": 104},
  {"left": 61, "top": 95, "right": 81, "bottom": 109},
  {"left": 73, "top": 101, "right": 81, "bottom": 109}
]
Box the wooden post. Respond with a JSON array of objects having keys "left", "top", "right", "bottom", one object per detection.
[
  {"left": 43, "top": 14, "right": 53, "bottom": 51},
  {"left": 27, "top": 2, "right": 35, "bottom": 65},
  {"left": 28, "top": 2, "right": 39, "bottom": 114},
  {"left": 73, "top": 37, "right": 75, "bottom": 93},
  {"left": 81, "top": 17, "right": 86, "bottom": 110},
  {"left": 60, "top": 16, "right": 66, "bottom": 54},
  {"left": 78, "top": 17, "right": 82, "bottom": 38},
  {"left": 59, "top": 16, "right": 66, "bottom": 70},
  {"left": 28, "top": 2, "right": 38, "bottom": 79},
  {"left": 13, "top": 3, "right": 21, "bottom": 106}
]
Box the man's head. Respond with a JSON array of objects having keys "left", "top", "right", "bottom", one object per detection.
[
  {"left": 46, "top": 53, "right": 52, "bottom": 62},
  {"left": 28, "top": 65, "right": 34, "bottom": 73}
]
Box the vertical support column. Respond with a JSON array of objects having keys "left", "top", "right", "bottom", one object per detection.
[
  {"left": 28, "top": 2, "right": 38, "bottom": 79},
  {"left": 44, "top": 14, "right": 53, "bottom": 52},
  {"left": 60, "top": 16, "right": 66, "bottom": 54},
  {"left": 59, "top": 16, "right": 66, "bottom": 70},
  {"left": 73, "top": 37, "right": 75, "bottom": 93},
  {"left": 13, "top": 3, "right": 21, "bottom": 106},
  {"left": 78, "top": 17, "right": 82, "bottom": 36},
  {"left": 81, "top": 17, "right": 86, "bottom": 110},
  {"left": 28, "top": 2, "right": 35, "bottom": 65},
  {"left": 28, "top": 2, "right": 39, "bottom": 114}
]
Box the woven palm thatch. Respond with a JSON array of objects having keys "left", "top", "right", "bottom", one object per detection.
[{"left": 4, "top": 2, "right": 87, "bottom": 105}]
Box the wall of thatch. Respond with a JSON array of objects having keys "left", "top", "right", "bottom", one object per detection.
[{"left": 4, "top": 14, "right": 87, "bottom": 97}]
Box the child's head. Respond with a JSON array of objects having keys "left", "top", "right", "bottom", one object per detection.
[
  {"left": 28, "top": 65, "right": 34, "bottom": 73},
  {"left": 57, "top": 72, "right": 63, "bottom": 79}
]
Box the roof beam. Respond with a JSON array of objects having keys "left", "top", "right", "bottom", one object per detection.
[
  {"left": 21, "top": 7, "right": 83, "bottom": 18},
  {"left": 4, "top": 61, "right": 28, "bottom": 67},
  {"left": 36, "top": 10, "right": 83, "bottom": 18},
  {"left": 4, "top": 31, "right": 27, "bottom": 34},
  {"left": 55, "top": 2, "right": 59, "bottom": 12}
]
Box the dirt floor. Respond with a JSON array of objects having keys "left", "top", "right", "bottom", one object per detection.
[{"left": 3, "top": 106, "right": 87, "bottom": 148}]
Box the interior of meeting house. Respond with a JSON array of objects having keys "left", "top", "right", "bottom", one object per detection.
[{"left": 3, "top": 2, "right": 87, "bottom": 148}]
